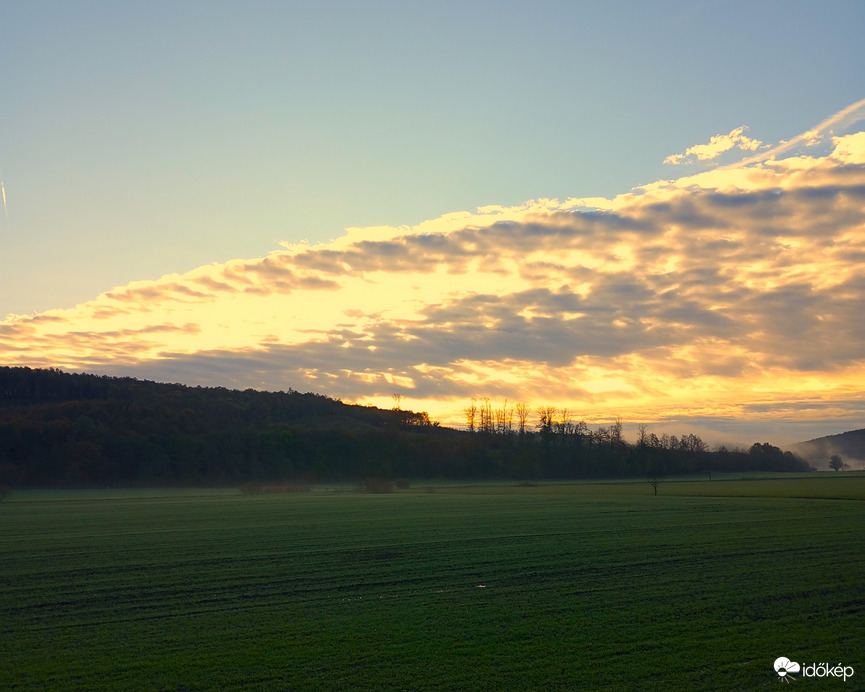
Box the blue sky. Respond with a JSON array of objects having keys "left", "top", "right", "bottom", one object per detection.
[
  {"left": 2, "top": 0, "right": 863, "bottom": 316},
  {"left": 2, "top": 1, "right": 865, "bottom": 446}
]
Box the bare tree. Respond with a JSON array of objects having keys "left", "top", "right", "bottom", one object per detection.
[
  {"left": 465, "top": 398, "right": 477, "bottom": 433},
  {"left": 557, "top": 408, "right": 572, "bottom": 436},
  {"left": 681, "top": 433, "right": 707, "bottom": 454},
  {"left": 515, "top": 402, "right": 529, "bottom": 435},
  {"left": 479, "top": 398, "right": 494, "bottom": 434},
  {"left": 637, "top": 423, "right": 650, "bottom": 448},
  {"left": 573, "top": 420, "right": 589, "bottom": 439},
  {"left": 646, "top": 470, "right": 664, "bottom": 496},
  {"left": 610, "top": 418, "right": 623, "bottom": 454},
  {"left": 495, "top": 399, "right": 513, "bottom": 435},
  {"left": 536, "top": 405, "right": 556, "bottom": 434},
  {"left": 593, "top": 426, "right": 610, "bottom": 447}
]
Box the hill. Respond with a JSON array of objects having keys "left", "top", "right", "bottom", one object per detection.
[
  {"left": 0, "top": 366, "right": 810, "bottom": 487},
  {"left": 0, "top": 365, "right": 431, "bottom": 430},
  {"left": 792, "top": 428, "right": 865, "bottom": 471},
  {"left": 0, "top": 366, "right": 443, "bottom": 486}
]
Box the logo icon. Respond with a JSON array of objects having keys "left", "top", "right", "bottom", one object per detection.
[{"left": 774, "top": 657, "right": 801, "bottom": 682}]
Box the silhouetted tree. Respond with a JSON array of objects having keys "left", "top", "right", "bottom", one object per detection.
[
  {"left": 646, "top": 470, "right": 664, "bottom": 496},
  {"left": 515, "top": 402, "right": 529, "bottom": 436},
  {"left": 495, "top": 399, "right": 513, "bottom": 435},
  {"left": 536, "top": 405, "right": 556, "bottom": 435},
  {"left": 465, "top": 399, "right": 477, "bottom": 433}
]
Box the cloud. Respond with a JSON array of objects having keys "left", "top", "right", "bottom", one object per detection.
[
  {"left": 664, "top": 125, "right": 765, "bottom": 165},
  {"left": 5, "top": 101, "right": 865, "bottom": 443},
  {"left": 745, "top": 96, "right": 865, "bottom": 165}
]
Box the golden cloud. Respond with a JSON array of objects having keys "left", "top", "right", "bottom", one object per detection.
[
  {"left": 664, "top": 125, "right": 765, "bottom": 165},
  {"left": 5, "top": 105, "right": 865, "bottom": 442}
]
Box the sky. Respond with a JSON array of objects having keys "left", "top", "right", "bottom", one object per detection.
[{"left": 2, "top": 1, "right": 865, "bottom": 446}]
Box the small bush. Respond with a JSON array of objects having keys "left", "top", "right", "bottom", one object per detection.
[
  {"left": 240, "top": 482, "right": 311, "bottom": 495},
  {"left": 363, "top": 478, "right": 395, "bottom": 494},
  {"left": 263, "top": 483, "right": 311, "bottom": 494},
  {"left": 0, "top": 484, "right": 9, "bottom": 502},
  {"left": 394, "top": 478, "right": 411, "bottom": 490}
]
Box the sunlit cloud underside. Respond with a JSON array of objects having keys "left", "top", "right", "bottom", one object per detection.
[{"left": 5, "top": 102, "right": 865, "bottom": 442}]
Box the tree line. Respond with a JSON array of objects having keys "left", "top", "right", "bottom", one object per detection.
[{"left": 0, "top": 367, "right": 810, "bottom": 487}]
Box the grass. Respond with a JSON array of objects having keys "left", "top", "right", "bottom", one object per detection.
[
  {"left": 1, "top": 478, "right": 863, "bottom": 690},
  {"left": 5, "top": 487, "right": 242, "bottom": 502},
  {"left": 439, "top": 472, "right": 865, "bottom": 499}
]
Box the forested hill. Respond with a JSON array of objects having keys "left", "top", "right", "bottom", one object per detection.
[
  {"left": 0, "top": 366, "right": 439, "bottom": 486},
  {"left": 0, "top": 366, "right": 428, "bottom": 429},
  {"left": 792, "top": 428, "right": 865, "bottom": 469},
  {"left": 0, "top": 366, "right": 810, "bottom": 487}
]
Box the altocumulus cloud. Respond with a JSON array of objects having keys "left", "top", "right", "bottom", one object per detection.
[
  {"left": 663, "top": 125, "right": 765, "bottom": 164},
  {"left": 4, "top": 102, "right": 865, "bottom": 441}
]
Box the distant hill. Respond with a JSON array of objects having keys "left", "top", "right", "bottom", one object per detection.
[{"left": 791, "top": 428, "right": 865, "bottom": 470}]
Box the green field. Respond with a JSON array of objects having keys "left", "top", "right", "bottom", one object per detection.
[{"left": 2, "top": 477, "right": 864, "bottom": 690}]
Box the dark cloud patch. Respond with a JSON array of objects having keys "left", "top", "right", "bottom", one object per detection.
[
  {"left": 794, "top": 185, "right": 845, "bottom": 201},
  {"left": 289, "top": 234, "right": 475, "bottom": 277},
  {"left": 296, "top": 276, "right": 341, "bottom": 291},
  {"left": 194, "top": 276, "right": 235, "bottom": 292},
  {"left": 582, "top": 274, "right": 657, "bottom": 308},
  {"left": 27, "top": 314, "right": 68, "bottom": 324},
  {"left": 633, "top": 195, "right": 730, "bottom": 230},
  {"left": 105, "top": 282, "right": 210, "bottom": 304},
  {"left": 400, "top": 285, "right": 683, "bottom": 367},
  {"left": 656, "top": 304, "right": 735, "bottom": 331},
  {"left": 243, "top": 256, "right": 294, "bottom": 279},
  {"left": 558, "top": 209, "right": 652, "bottom": 233},
  {"left": 734, "top": 278, "right": 865, "bottom": 369},
  {"left": 95, "top": 339, "right": 577, "bottom": 404},
  {"left": 192, "top": 256, "right": 343, "bottom": 295},
  {"left": 707, "top": 188, "right": 784, "bottom": 209},
  {"left": 518, "top": 260, "right": 569, "bottom": 282},
  {"left": 89, "top": 306, "right": 133, "bottom": 320},
  {"left": 287, "top": 249, "right": 346, "bottom": 274}
]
